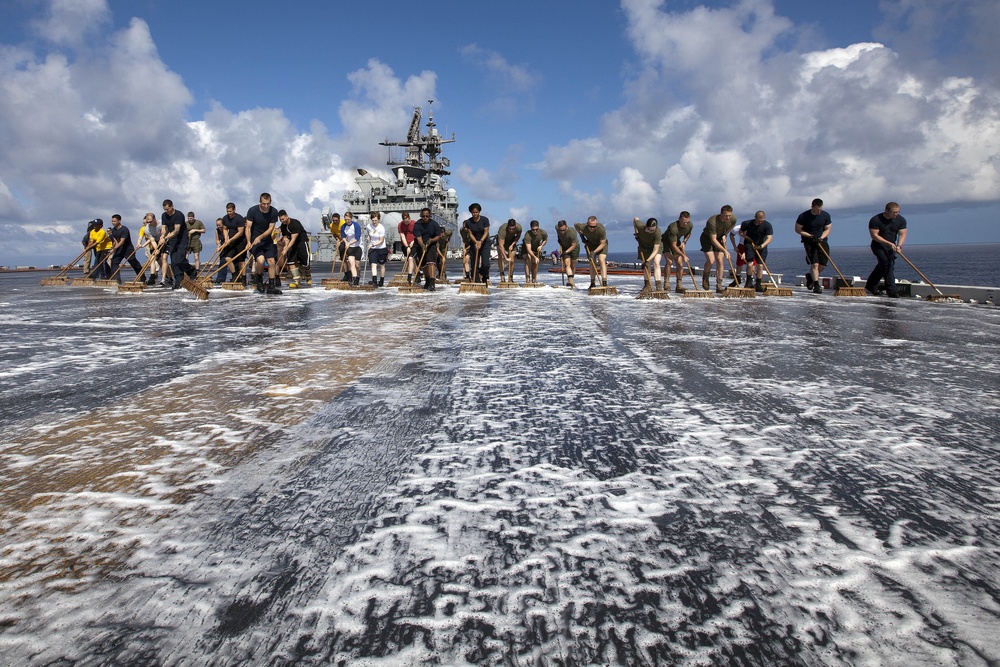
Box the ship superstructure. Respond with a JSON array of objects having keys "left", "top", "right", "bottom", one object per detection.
[{"left": 317, "top": 101, "right": 460, "bottom": 261}]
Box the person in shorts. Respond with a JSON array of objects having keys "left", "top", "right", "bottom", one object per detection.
[
  {"left": 365, "top": 211, "right": 388, "bottom": 287},
  {"left": 794, "top": 198, "right": 832, "bottom": 294}
]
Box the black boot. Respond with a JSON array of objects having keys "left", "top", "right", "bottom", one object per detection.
[
  {"left": 755, "top": 277, "right": 764, "bottom": 292},
  {"left": 378, "top": 276, "right": 384, "bottom": 287},
  {"left": 266, "top": 278, "right": 282, "bottom": 295},
  {"left": 255, "top": 273, "right": 265, "bottom": 293},
  {"left": 428, "top": 277, "right": 436, "bottom": 292}
]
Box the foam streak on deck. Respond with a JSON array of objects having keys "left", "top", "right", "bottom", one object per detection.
[{"left": 0, "top": 276, "right": 998, "bottom": 665}]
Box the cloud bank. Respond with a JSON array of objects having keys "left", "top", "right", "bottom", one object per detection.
[
  {"left": 0, "top": 2, "right": 434, "bottom": 263},
  {"left": 544, "top": 0, "right": 1000, "bottom": 221}
]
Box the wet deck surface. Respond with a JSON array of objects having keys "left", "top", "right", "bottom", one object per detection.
[{"left": 1, "top": 272, "right": 999, "bottom": 665}]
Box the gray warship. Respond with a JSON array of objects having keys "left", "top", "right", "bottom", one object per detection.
[{"left": 316, "top": 101, "right": 460, "bottom": 262}]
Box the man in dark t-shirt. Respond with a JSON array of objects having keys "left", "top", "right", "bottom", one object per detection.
[
  {"left": 108, "top": 214, "right": 146, "bottom": 283},
  {"left": 865, "top": 202, "right": 908, "bottom": 297},
  {"left": 794, "top": 198, "right": 832, "bottom": 294},
  {"left": 278, "top": 209, "right": 311, "bottom": 288},
  {"left": 463, "top": 203, "right": 491, "bottom": 283},
  {"left": 219, "top": 202, "right": 247, "bottom": 285},
  {"left": 413, "top": 208, "right": 443, "bottom": 291},
  {"left": 246, "top": 193, "right": 281, "bottom": 295},
  {"left": 161, "top": 199, "right": 195, "bottom": 289}
]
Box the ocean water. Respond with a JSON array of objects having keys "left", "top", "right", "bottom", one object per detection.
[
  {"left": 606, "top": 242, "right": 1000, "bottom": 288},
  {"left": 0, "top": 264, "right": 999, "bottom": 666}
]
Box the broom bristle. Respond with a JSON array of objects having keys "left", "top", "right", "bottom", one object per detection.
[
  {"left": 834, "top": 287, "right": 868, "bottom": 297},
  {"left": 682, "top": 290, "right": 714, "bottom": 299},
  {"left": 221, "top": 282, "right": 246, "bottom": 291},
  {"left": 588, "top": 286, "right": 618, "bottom": 296},
  {"left": 458, "top": 282, "right": 489, "bottom": 295},
  {"left": 182, "top": 275, "right": 209, "bottom": 300},
  {"left": 763, "top": 286, "right": 793, "bottom": 297},
  {"left": 721, "top": 287, "right": 756, "bottom": 298}
]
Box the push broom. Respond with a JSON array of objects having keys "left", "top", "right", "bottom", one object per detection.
[
  {"left": 897, "top": 249, "right": 961, "bottom": 302},
  {"left": 749, "top": 243, "right": 792, "bottom": 296},
  {"left": 816, "top": 242, "right": 867, "bottom": 297},
  {"left": 40, "top": 247, "right": 89, "bottom": 286},
  {"left": 458, "top": 244, "right": 489, "bottom": 295}
]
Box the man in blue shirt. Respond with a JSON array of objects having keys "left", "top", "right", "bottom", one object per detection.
[
  {"left": 739, "top": 211, "right": 774, "bottom": 292},
  {"left": 794, "top": 198, "right": 832, "bottom": 294}
]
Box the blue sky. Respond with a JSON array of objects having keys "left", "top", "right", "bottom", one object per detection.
[{"left": 1, "top": 0, "right": 998, "bottom": 265}]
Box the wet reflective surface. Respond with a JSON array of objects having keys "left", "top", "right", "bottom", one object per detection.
[{"left": 1, "top": 271, "right": 998, "bottom": 665}]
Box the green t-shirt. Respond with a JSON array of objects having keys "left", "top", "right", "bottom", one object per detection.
[
  {"left": 703, "top": 214, "right": 736, "bottom": 239},
  {"left": 574, "top": 222, "right": 608, "bottom": 253},
  {"left": 633, "top": 219, "right": 661, "bottom": 255},
  {"left": 497, "top": 223, "right": 522, "bottom": 248},
  {"left": 523, "top": 228, "right": 548, "bottom": 252},
  {"left": 557, "top": 227, "right": 579, "bottom": 253},
  {"left": 436, "top": 228, "right": 453, "bottom": 250},
  {"left": 662, "top": 220, "right": 693, "bottom": 250}
]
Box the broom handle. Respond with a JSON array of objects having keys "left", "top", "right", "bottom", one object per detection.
[
  {"left": 195, "top": 247, "right": 223, "bottom": 280},
  {"left": 686, "top": 260, "right": 701, "bottom": 291},
  {"left": 815, "top": 239, "right": 852, "bottom": 285},
  {"left": 207, "top": 246, "right": 249, "bottom": 281},
  {"left": 126, "top": 248, "right": 160, "bottom": 286},
  {"left": 106, "top": 244, "right": 141, "bottom": 280},
  {"left": 55, "top": 247, "right": 91, "bottom": 278},
  {"left": 86, "top": 247, "right": 113, "bottom": 278},
  {"left": 471, "top": 243, "right": 480, "bottom": 284},
  {"left": 896, "top": 249, "right": 945, "bottom": 296},
  {"left": 414, "top": 243, "right": 429, "bottom": 284},
  {"left": 749, "top": 242, "right": 781, "bottom": 289},
  {"left": 719, "top": 234, "right": 739, "bottom": 283}
]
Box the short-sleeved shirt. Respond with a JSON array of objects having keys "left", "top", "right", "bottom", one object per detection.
[
  {"left": 161, "top": 210, "right": 187, "bottom": 248},
  {"left": 557, "top": 226, "right": 579, "bottom": 253},
  {"left": 633, "top": 219, "right": 661, "bottom": 255},
  {"left": 497, "top": 223, "right": 522, "bottom": 249},
  {"left": 90, "top": 228, "right": 113, "bottom": 252},
  {"left": 796, "top": 209, "right": 832, "bottom": 243},
  {"left": 703, "top": 214, "right": 736, "bottom": 239},
  {"left": 523, "top": 229, "right": 548, "bottom": 252},
  {"left": 139, "top": 223, "right": 159, "bottom": 247},
  {"left": 463, "top": 215, "right": 490, "bottom": 244},
  {"left": 367, "top": 222, "right": 387, "bottom": 250},
  {"left": 186, "top": 218, "right": 205, "bottom": 238},
  {"left": 110, "top": 224, "right": 134, "bottom": 254},
  {"left": 280, "top": 218, "right": 308, "bottom": 252},
  {"left": 436, "top": 228, "right": 453, "bottom": 250},
  {"left": 662, "top": 220, "right": 693, "bottom": 251},
  {"left": 868, "top": 213, "right": 906, "bottom": 243},
  {"left": 742, "top": 220, "right": 774, "bottom": 247},
  {"left": 413, "top": 218, "right": 442, "bottom": 245},
  {"left": 222, "top": 213, "right": 246, "bottom": 246},
  {"left": 574, "top": 222, "right": 608, "bottom": 253},
  {"left": 246, "top": 205, "right": 278, "bottom": 244},
  {"left": 340, "top": 220, "right": 361, "bottom": 247},
  {"left": 397, "top": 219, "right": 415, "bottom": 245}
]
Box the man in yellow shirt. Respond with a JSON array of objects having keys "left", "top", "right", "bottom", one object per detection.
[{"left": 86, "top": 218, "right": 114, "bottom": 279}]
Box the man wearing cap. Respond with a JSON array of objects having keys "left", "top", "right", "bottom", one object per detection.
[
  {"left": 555, "top": 220, "right": 580, "bottom": 288},
  {"left": 413, "top": 208, "right": 443, "bottom": 291},
  {"left": 795, "top": 198, "right": 832, "bottom": 294},
  {"left": 574, "top": 216, "right": 609, "bottom": 288},
  {"left": 496, "top": 218, "right": 522, "bottom": 284},
  {"left": 462, "top": 203, "right": 491, "bottom": 283},
  {"left": 86, "top": 218, "right": 113, "bottom": 279},
  {"left": 522, "top": 220, "right": 548, "bottom": 284},
  {"left": 81, "top": 220, "right": 96, "bottom": 276},
  {"left": 633, "top": 216, "right": 663, "bottom": 291},
  {"left": 108, "top": 214, "right": 147, "bottom": 284},
  {"left": 662, "top": 212, "right": 694, "bottom": 293}
]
